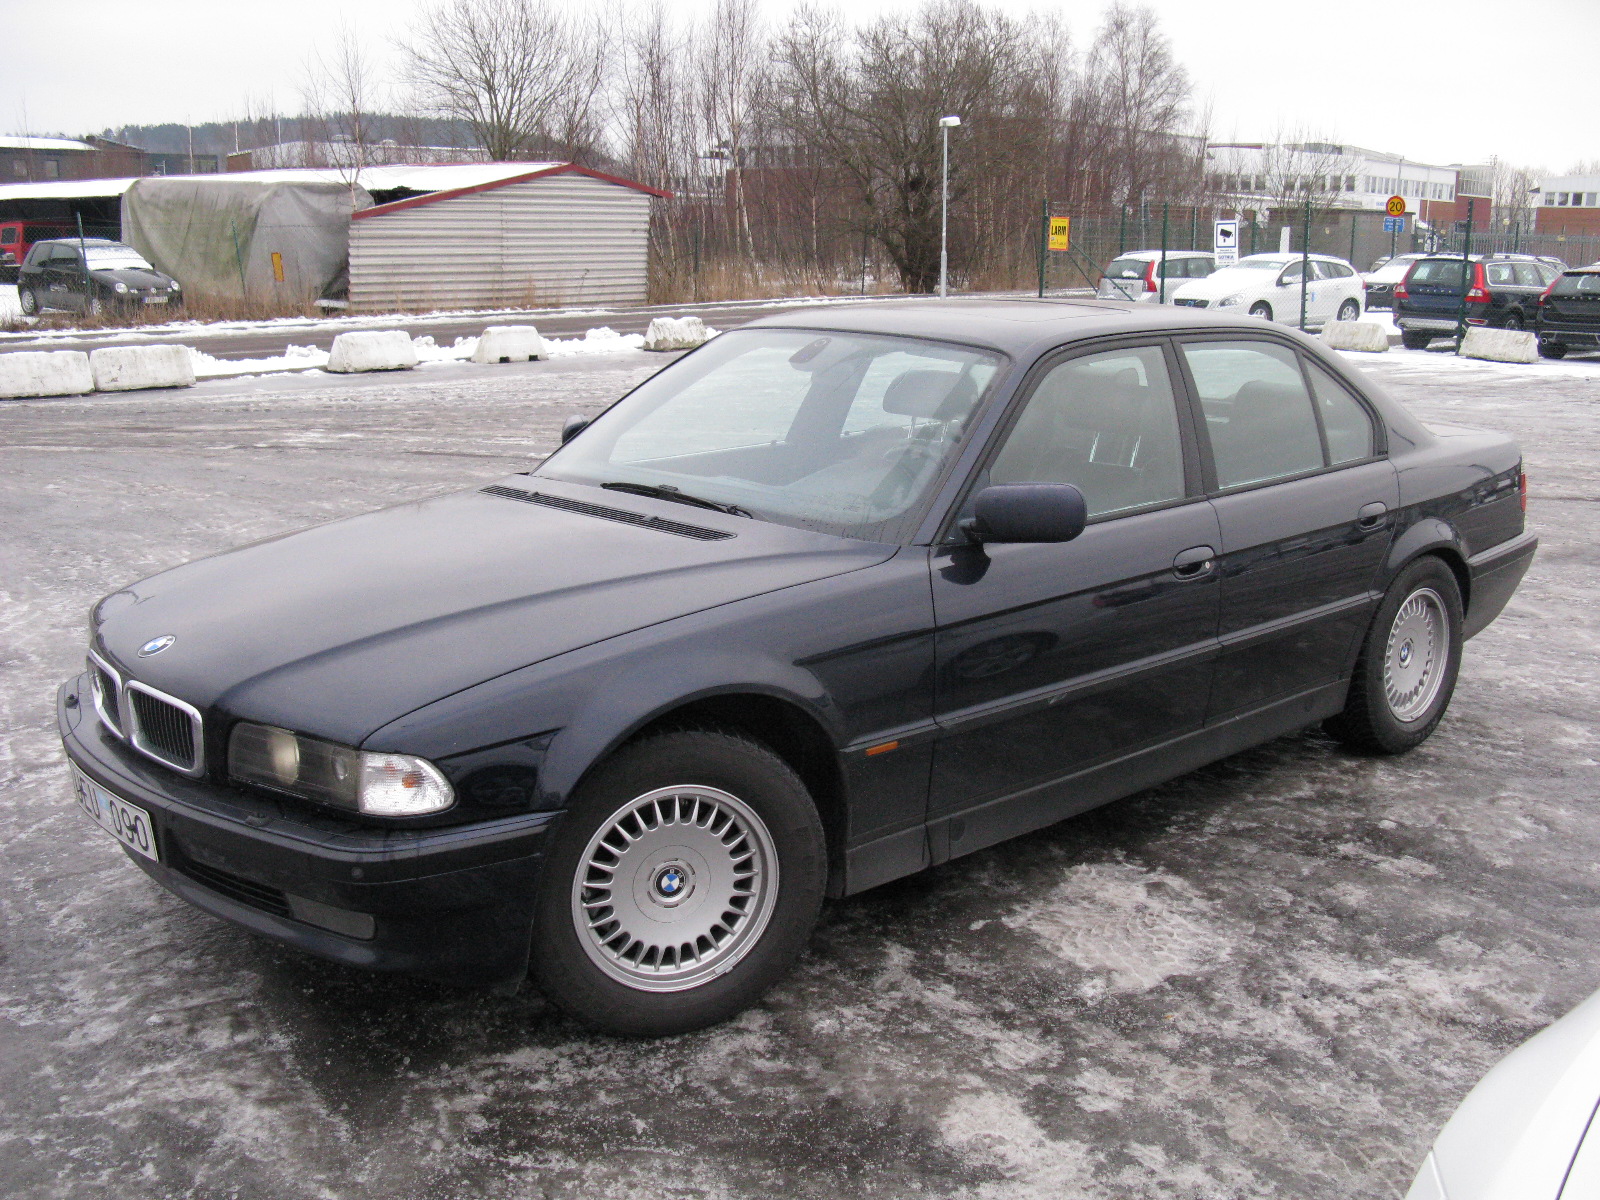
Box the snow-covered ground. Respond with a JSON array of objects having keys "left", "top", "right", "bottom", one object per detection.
[{"left": 2, "top": 350, "right": 1597, "bottom": 1200}]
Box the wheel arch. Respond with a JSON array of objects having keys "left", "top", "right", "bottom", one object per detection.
[{"left": 1385, "top": 519, "right": 1471, "bottom": 612}]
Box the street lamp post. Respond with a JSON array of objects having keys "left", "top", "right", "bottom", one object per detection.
[{"left": 939, "top": 115, "right": 961, "bottom": 299}]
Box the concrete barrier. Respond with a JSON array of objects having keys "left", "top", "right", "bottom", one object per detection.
[
  {"left": 0, "top": 350, "right": 94, "bottom": 399},
  {"left": 1461, "top": 326, "right": 1538, "bottom": 364},
  {"left": 1321, "top": 321, "right": 1389, "bottom": 353},
  {"left": 642, "top": 316, "right": 713, "bottom": 352},
  {"left": 326, "top": 330, "right": 419, "bottom": 373},
  {"left": 471, "top": 325, "right": 546, "bottom": 364},
  {"left": 89, "top": 344, "right": 196, "bottom": 392}
]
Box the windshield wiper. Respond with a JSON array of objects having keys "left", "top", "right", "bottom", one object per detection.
[{"left": 601, "top": 481, "right": 752, "bottom": 518}]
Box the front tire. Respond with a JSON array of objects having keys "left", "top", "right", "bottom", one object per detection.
[
  {"left": 531, "top": 729, "right": 827, "bottom": 1036},
  {"left": 1539, "top": 340, "right": 1568, "bottom": 359},
  {"left": 1503, "top": 311, "right": 1524, "bottom": 331},
  {"left": 1249, "top": 301, "right": 1273, "bottom": 321},
  {"left": 1325, "top": 557, "right": 1463, "bottom": 755},
  {"left": 18, "top": 286, "right": 37, "bottom": 315},
  {"left": 1337, "top": 298, "right": 1361, "bottom": 322}
]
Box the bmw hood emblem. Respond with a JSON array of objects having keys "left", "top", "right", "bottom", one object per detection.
[{"left": 138, "top": 634, "right": 176, "bottom": 658}]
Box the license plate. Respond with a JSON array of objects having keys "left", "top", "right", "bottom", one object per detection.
[
  {"left": 72, "top": 766, "right": 160, "bottom": 863},
  {"left": 143, "top": 295, "right": 169, "bottom": 305}
]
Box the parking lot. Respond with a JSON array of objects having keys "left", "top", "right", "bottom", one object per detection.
[{"left": 2, "top": 343, "right": 1598, "bottom": 1200}]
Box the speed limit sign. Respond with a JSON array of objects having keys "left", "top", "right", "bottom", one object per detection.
[{"left": 1386, "top": 195, "right": 1406, "bottom": 217}]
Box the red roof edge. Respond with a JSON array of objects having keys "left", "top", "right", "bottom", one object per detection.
[{"left": 352, "top": 163, "right": 672, "bottom": 219}]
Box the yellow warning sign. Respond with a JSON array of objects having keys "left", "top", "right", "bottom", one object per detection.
[
  {"left": 1047, "top": 217, "right": 1071, "bottom": 252},
  {"left": 1385, "top": 195, "right": 1406, "bottom": 217},
  {"left": 270, "top": 251, "right": 285, "bottom": 282}
]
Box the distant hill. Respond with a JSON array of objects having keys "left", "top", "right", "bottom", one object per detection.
[{"left": 102, "top": 115, "right": 481, "bottom": 155}]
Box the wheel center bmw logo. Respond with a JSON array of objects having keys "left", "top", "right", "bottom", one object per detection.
[
  {"left": 654, "top": 866, "right": 686, "bottom": 897},
  {"left": 138, "top": 634, "right": 176, "bottom": 658},
  {"left": 1398, "top": 640, "right": 1413, "bottom": 667}
]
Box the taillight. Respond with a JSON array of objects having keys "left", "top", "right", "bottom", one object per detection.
[
  {"left": 1144, "top": 261, "right": 1159, "bottom": 292},
  {"left": 1465, "top": 262, "right": 1490, "bottom": 302},
  {"left": 1394, "top": 283, "right": 1408, "bottom": 301},
  {"left": 1519, "top": 470, "right": 1527, "bottom": 512},
  {"left": 1539, "top": 280, "right": 1558, "bottom": 302}
]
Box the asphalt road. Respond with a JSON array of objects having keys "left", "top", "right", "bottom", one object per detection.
[{"left": 1, "top": 345, "right": 1598, "bottom": 1199}]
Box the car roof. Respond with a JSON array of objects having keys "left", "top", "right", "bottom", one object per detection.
[
  {"left": 33, "top": 237, "right": 120, "bottom": 248},
  {"left": 743, "top": 298, "right": 1317, "bottom": 357},
  {"left": 1111, "top": 249, "right": 1213, "bottom": 259}
]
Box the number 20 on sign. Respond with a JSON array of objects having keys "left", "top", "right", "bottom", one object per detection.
[
  {"left": 1047, "top": 217, "right": 1071, "bottom": 252},
  {"left": 1385, "top": 195, "right": 1407, "bottom": 218}
]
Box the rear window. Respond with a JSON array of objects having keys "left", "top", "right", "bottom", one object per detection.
[
  {"left": 1103, "top": 257, "right": 1149, "bottom": 279},
  {"left": 1552, "top": 273, "right": 1600, "bottom": 298},
  {"left": 1408, "top": 260, "right": 1469, "bottom": 289}
]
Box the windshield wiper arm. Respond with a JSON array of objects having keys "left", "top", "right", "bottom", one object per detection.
[{"left": 601, "top": 481, "right": 752, "bottom": 518}]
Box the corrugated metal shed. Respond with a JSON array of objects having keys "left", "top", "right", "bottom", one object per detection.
[{"left": 347, "top": 165, "right": 665, "bottom": 312}]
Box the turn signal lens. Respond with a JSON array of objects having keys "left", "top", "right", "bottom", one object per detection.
[
  {"left": 358, "top": 753, "right": 454, "bottom": 816},
  {"left": 229, "top": 722, "right": 454, "bottom": 816}
]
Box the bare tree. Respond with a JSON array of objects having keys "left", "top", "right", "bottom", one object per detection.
[
  {"left": 770, "top": 0, "right": 1051, "bottom": 292},
  {"left": 404, "top": 0, "right": 608, "bottom": 161},
  {"left": 301, "top": 26, "right": 382, "bottom": 186},
  {"left": 1087, "top": 2, "right": 1191, "bottom": 207},
  {"left": 698, "top": 0, "right": 765, "bottom": 258}
]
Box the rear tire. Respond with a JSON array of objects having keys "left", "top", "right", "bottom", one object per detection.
[
  {"left": 1249, "top": 301, "right": 1273, "bottom": 321},
  {"left": 1538, "top": 340, "right": 1568, "bottom": 359},
  {"left": 18, "top": 287, "right": 37, "bottom": 316},
  {"left": 531, "top": 729, "right": 827, "bottom": 1037},
  {"left": 1337, "top": 298, "right": 1361, "bottom": 322},
  {"left": 1325, "top": 557, "right": 1463, "bottom": 755},
  {"left": 1401, "top": 330, "right": 1433, "bottom": 350}
]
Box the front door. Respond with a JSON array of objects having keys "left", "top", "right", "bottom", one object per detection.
[
  {"left": 1175, "top": 336, "right": 1397, "bottom": 720},
  {"left": 929, "top": 340, "right": 1220, "bottom": 850}
]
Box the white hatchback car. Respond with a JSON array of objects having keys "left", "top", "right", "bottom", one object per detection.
[{"left": 1168, "top": 253, "right": 1364, "bottom": 327}]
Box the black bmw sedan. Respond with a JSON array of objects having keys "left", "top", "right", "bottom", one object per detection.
[
  {"left": 59, "top": 301, "right": 1536, "bottom": 1035},
  {"left": 18, "top": 237, "right": 182, "bottom": 316}
]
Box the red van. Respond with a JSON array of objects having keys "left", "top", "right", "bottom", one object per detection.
[{"left": 0, "top": 222, "right": 78, "bottom": 280}]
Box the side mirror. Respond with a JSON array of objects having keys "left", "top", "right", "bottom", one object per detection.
[
  {"left": 560, "top": 414, "right": 590, "bottom": 445},
  {"left": 960, "top": 483, "right": 1088, "bottom": 545}
]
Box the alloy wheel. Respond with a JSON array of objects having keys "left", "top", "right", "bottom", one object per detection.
[{"left": 1384, "top": 587, "right": 1448, "bottom": 722}]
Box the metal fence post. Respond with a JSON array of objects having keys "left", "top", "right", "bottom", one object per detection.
[
  {"left": 1455, "top": 199, "right": 1475, "bottom": 349},
  {"left": 1037, "top": 198, "right": 1048, "bottom": 298},
  {"left": 1349, "top": 212, "right": 1357, "bottom": 265},
  {"left": 1118, "top": 205, "right": 1126, "bottom": 255},
  {"left": 1159, "top": 204, "right": 1169, "bottom": 303},
  {"left": 1299, "top": 197, "right": 1311, "bottom": 331}
]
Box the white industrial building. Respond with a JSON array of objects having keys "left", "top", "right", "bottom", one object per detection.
[
  {"left": 1206, "top": 143, "right": 1459, "bottom": 211},
  {"left": 346, "top": 164, "right": 665, "bottom": 312}
]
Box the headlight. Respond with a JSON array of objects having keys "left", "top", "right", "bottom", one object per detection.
[
  {"left": 114, "top": 281, "right": 128, "bottom": 294},
  {"left": 228, "top": 722, "right": 454, "bottom": 816},
  {"left": 1220, "top": 293, "right": 1246, "bottom": 307},
  {"left": 170, "top": 280, "right": 181, "bottom": 291}
]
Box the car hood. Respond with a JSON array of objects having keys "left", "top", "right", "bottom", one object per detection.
[
  {"left": 1170, "top": 269, "right": 1277, "bottom": 299},
  {"left": 91, "top": 267, "right": 172, "bottom": 288},
  {"left": 93, "top": 477, "right": 895, "bottom": 746}
]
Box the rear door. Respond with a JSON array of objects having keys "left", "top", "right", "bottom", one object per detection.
[
  {"left": 1175, "top": 336, "right": 1397, "bottom": 720},
  {"left": 929, "top": 339, "right": 1219, "bottom": 842}
]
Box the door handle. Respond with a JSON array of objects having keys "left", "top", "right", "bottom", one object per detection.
[
  {"left": 1357, "top": 502, "right": 1388, "bottom": 530},
  {"left": 1173, "top": 545, "right": 1216, "bottom": 579}
]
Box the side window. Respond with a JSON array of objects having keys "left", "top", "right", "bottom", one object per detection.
[
  {"left": 1280, "top": 262, "right": 1306, "bottom": 285},
  {"left": 1485, "top": 262, "right": 1516, "bottom": 286},
  {"left": 989, "top": 345, "right": 1187, "bottom": 519},
  {"left": 1304, "top": 360, "right": 1376, "bottom": 465},
  {"left": 1512, "top": 263, "right": 1544, "bottom": 288},
  {"left": 1180, "top": 340, "right": 1324, "bottom": 489}
]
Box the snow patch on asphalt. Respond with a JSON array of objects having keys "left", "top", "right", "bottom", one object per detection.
[{"left": 1002, "top": 860, "right": 1234, "bottom": 995}]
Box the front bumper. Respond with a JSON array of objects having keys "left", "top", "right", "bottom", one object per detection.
[{"left": 58, "top": 672, "right": 555, "bottom": 988}]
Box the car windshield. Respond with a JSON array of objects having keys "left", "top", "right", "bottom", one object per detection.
[
  {"left": 537, "top": 327, "right": 1002, "bottom": 542},
  {"left": 1369, "top": 259, "right": 1417, "bottom": 282},
  {"left": 84, "top": 246, "right": 153, "bottom": 271},
  {"left": 1229, "top": 257, "right": 1292, "bottom": 270}
]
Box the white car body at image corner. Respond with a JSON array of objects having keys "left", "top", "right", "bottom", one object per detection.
[
  {"left": 1167, "top": 253, "right": 1364, "bottom": 328},
  {"left": 1406, "top": 987, "right": 1600, "bottom": 1200}
]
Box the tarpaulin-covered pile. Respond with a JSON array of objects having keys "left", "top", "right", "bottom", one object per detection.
[{"left": 122, "top": 177, "right": 371, "bottom": 304}]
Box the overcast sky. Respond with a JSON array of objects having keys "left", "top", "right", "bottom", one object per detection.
[{"left": 5, "top": 0, "right": 1597, "bottom": 171}]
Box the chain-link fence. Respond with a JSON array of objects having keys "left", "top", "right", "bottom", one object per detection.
[{"left": 1032, "top": 203, "right": 1600, "bottom": 296}]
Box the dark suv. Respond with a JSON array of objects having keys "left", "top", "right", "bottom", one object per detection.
[
  {"left": 17, "top": 238, "right": 181, "bottom": 316},
  {"left": 1535, "top": 264, "right": 1600, "bottom": 358},
  {"left": 1394, "top": 254, "right": 1561, "bottom": 349}
]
